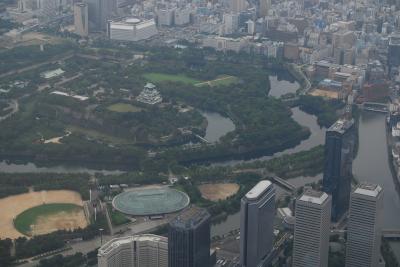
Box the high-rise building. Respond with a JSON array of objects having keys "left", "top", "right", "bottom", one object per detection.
[
  {"left": 37, "top": 0, "right": 60, "bottom": 21},
  {"left": 345, "top": 183, "right": 384, "bottom": 267},
  {"left": 168, "top": 207, "right": 211, "bottom": 267},
  {"left": 322, "top": 118, "right": 355, "bottom": 222},
  {"left": 98, "top": 234, "right": 168, "bottom": 267},
  {"left": 292, "top": 190, "right": 331, "bottom": 267},
  {"left": 157, "top": 8, "right": 175, "bottom": 26},
  {"left": 258, "top": 0, "right": 270, "bottom": 17},
  {"left": 74, "top": 3, "right": 89, "bottom": 37},
  {"left": 240, "top": 180, "right": 275, "bottom": 267},
  {"left": 85, "top": 0, "right": 116, "bottom": 31},
  {"left": 230, "top": 0, "right": 246, "bottom": 13},
  {"left": 388, "top": 34, "right": 400, "bottom": 69},
  {"left": 223, "top": 13, "right": 239, "bottom": 34}
]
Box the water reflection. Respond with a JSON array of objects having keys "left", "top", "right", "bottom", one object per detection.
[{"left": 201, "top": 111, "right": 235, "bottom": 143}]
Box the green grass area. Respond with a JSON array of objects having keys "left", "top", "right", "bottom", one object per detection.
[
  {"left": 107, "top": 203, "right": 130, "bottom": 226},
  {"left": 107, "top": 103, "right": 142, "bottom": 113},
  {"left": 14, "top": 203, "right": 82, "bottom": 236},
  {"left": 143, "top": 73, "right": 201, "bottom": 85},
  {"left": 67, "top": 125, "right": 133, "bottom": 145},
  {"left": 195, "top": 75, "right": 239, "bottom": 87}
]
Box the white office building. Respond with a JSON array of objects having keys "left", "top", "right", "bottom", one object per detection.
[
  {"left": 240, "top": 180, "right": 275, "bottom": 267},
  {"left": 108, "top": 18, "right": 158, "bottom": 42},
  {"left": 345, "top": 183, "right": 384, "bottom": 267},
  {"left": 98, "top": 234, "right": 168, "bottom": 267},
  {"left": 293, "top": 190, "right": 331, "bottom": 267}
]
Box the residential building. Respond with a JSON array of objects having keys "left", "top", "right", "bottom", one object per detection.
[
  {"left": 98, "top": 234, "right": 168, "bottom": 267},
  {"left": 345, "top": 183, "right": 384, "bottom": 267},
  {"left": 293, "top": 190, "right": 331, "bottom": 267},
  {"left": 322, "top": 118, "right": 355, "bottom": 222},
  {"left": 168, "top": 207, "right": 211, "bottom": 267},
  {"left": 240, "top": 180, "right": 275, "bottom": 267}
]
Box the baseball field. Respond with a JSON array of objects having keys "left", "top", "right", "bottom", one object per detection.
[{"left": 0, "top": 190, "right": 88, "bottom": 239}]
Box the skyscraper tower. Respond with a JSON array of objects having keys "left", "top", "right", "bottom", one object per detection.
[
  {"left": 168, "top": 207, "right": 210, "bottom": 267},
  {"left": 345, "top": 183, "right": 384, "bottom": 267},
  {"left": 74, "top": 3, "right": 89, "bottom": 37},
  {"left": 322, "top": 118, "right": 355, "bottom": 222},
  {"left": 259, "top": 0, "right": 270, "bottom": 17},
  {"left": 292, "top": 190, "right": 331, "bottom": 267},
  {"left": 85, "top": 0, "right": 116, "bottom": 31},
  {"left": 240, "top": 180, "right": 275, "bottom": 267}
]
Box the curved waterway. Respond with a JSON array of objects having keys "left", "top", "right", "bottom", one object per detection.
[
  {"left": 352, "top": 111, "right": 400, "bottom": 229},
  {"left": 212, "top": 111, "right": 400, "bottom": 236}
]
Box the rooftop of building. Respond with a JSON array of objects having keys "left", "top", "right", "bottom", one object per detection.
[
  {"left": 299, "top": 189, "right": 329, "bottom": 205},
  {"left": 354, "top": 183, "right": 382, "bottom": 197},
  {"left": 98, "top": 234, "right": 167, "bottom": 256},
  {"left": 170, "top": 206, "right": 210, "bottom": 229},
  {"left": 245, "top": 180, "right": 272, "bottom": 200},
  {"left": 328, "top": 118, "right": 354, "bottom": 134}
]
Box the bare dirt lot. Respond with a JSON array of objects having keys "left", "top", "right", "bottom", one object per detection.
[
  {"left": 31, "top": 209, "right": 87, "bottom": 236},
  {"left": 198, "top": 183, "right": 240, "bottom": 201},
  {"left": 0, "top": 190, "right": 87, "bottom": 239}
]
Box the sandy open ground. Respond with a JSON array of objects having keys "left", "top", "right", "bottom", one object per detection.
[
  {"left": 0, "top": 190, "right": 87, "bottom": 239},
  {"left": 198, "top": 183, "right": 240, "bottom": 201}
]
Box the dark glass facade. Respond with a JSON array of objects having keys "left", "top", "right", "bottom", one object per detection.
[
  {"left": 322, "top": 119, "right": 355, "bottom": 222},
  {"left": 168, "top": 207, "right": 211, "bottom": 267}
]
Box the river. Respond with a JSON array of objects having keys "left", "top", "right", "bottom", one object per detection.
[
  {"left": 352, "top": 111, "right": 400, "bottom": 229},
  {"left": 211, "top": 111, "right": 400, "bottom": 237}
]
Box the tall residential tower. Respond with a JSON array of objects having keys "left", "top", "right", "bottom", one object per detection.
[
  {"left": 240, "top": 180, "right": 276, "bottom": 267},
  {"left": 74, "top": 3, "right": 89, "bottom": 37},
  {"left": 97, "top": 234, "right": 168, "bottom": 267},
  {"left": 322, "top": 118, "right": 355, "bottom": 222},
  {"left": 293, "top": 190, "right": 331, "bottom": 267},
  {"left": 345, "top": 183, "right": 384, "bottom": 267},
  {"left": 168, "top": 207, "right": 211, "bottom": 267}
]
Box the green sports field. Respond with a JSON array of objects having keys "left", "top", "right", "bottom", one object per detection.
[
  {"left": 14, "top": 203, "right": 83, "bottom": 236},
  {"left": 143, "top": 73, "right": 201, "bottom": 85}
]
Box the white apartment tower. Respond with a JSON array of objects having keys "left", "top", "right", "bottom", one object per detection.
[
  {"left": 240, "top": 180, "right": 275, "bottom": 267},
  {"left": 345, "top": 183, "right": 384, "bottom": 267},
  {"left": 98, "top": 234, "right": 168, "bottom": 267},
  {"left": 293, "top": 190, "right": 331, "bottom": 267}
]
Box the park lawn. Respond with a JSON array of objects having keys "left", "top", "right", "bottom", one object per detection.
[
  {"left": 143, "top": 73, "right": 201, "bottom": 85},
  {"left": 195, "top": 75, "right": 239, "bottom": 87},
  {"left": 107, "top": 203, "right": 130, "bottom": 226},
  {"left": 14, "top": 203, "right": 82, "bottom": 235},
  {"left": 66, "top": 125, "right": 133, "bottom": 145},
  {"left": 107, "top": 103, "right": 142, "bottom": 113}
]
